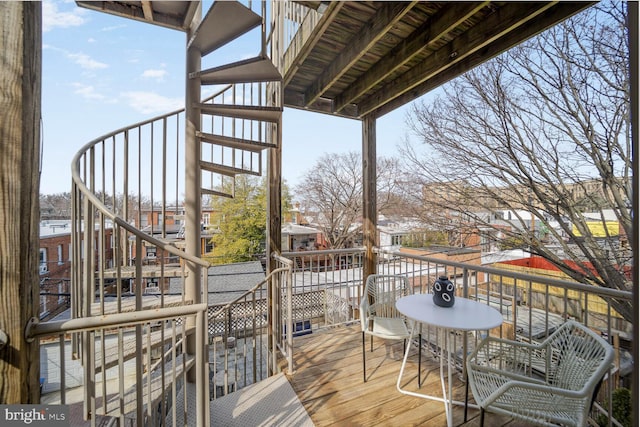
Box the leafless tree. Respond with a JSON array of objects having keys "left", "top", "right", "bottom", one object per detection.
[
  {"left": 296, "top": 152, "right": 404, "bottom": 249},
  {"left": 402, "top": 2, "right": 632, "bottom": 320}
]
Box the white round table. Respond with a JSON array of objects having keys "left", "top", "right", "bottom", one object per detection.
[{"left": 396, "top": 294, "right": 503, "bottom": 427}]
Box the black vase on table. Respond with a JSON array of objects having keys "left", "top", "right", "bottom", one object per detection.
[{"left": 433, "top": 275, "right": 455, "bottom": 307}]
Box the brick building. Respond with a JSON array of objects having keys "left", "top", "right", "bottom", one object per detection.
[{"left": 39, "top": 220, "right": 114, "bottom": 320}]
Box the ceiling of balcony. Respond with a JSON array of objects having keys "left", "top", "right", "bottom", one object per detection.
[
  {"left": 76, "top": 1, "right": 593, "bottom": 119},
  {"left": 283, "top": 1, "right": 592, "bottom": 119}
]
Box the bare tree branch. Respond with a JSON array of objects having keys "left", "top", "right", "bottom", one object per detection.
[{"left": 402, "top": 2, "right": 632, "bottom": 321}]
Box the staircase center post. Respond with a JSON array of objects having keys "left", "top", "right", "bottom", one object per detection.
[{"left": 185, "top": 4, "right": 202, "bottom": 384}]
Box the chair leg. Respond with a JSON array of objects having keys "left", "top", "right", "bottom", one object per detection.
[
  {"left": 362, "top": 331, "right": 367, "bottom": 382},
  {"left": 480, "top": 407, "right": 485, "bottom": 427},
  {"left": 418, "top": 333, "right": 422, "bottom": 388},
  {"left": 464, "top": 372, "right": 468, "bottom": 422},
  {"left": 370, "top": 334, "right": 373, "bottom": 352}
]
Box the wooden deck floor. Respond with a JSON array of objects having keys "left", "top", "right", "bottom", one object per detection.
[{"left": 283, "top": 323, "right": 535, "bottom": 427}]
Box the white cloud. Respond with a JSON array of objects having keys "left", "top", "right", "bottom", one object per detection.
[
  {"left": 67, "top": 52, "right": 108, "bottom": 70},
  {"left": 100, "top": 24, "right": 127, "bottom": 32},
  {"left": 43, "top": 0, "right": 87, "bottom": 32},
  {"left": 141, "top": 69, "right": 168, "bottom": 81},
  {"left": 120, "top": 91, "right": 184, "bottom": 114},
  {"left": 72, "top": 83, "right": 106, "bottom": 100}
]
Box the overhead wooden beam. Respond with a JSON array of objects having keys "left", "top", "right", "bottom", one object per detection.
[
  {"left": 76, "top": 1, "right": 191, "bottom": 31},
  {"left": 283, "top": 89, "right": 359, "bottom": 118},
  {"left": 334, "top": 2, "right": 488, "bottom": 113},
  {"left": 283, "top": 1, "right": 345, "bottom": 86},
  {"left": 141, "top": 0, "right": 153, "bottom": 21},
  {"left": 304, "top": 1, "right": 417, "bottom": 108},
  {"left": 370, "top": 2, "right": 592, "bottom": 118},
  {"left": 357, "top": 1, "right": 559, "bottom": 117},
  {"left": 357, "top": 2, "right": 592, "bottom": 118}
]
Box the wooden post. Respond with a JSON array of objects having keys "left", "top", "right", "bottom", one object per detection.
[
  {"left": 266, "top": 110, "right": 283, "bottom": 376},
  {"left": 0, "top": 2, "right": 42, "bottom": 403},
  {"left": 362, "top": 115, "right": 377, "bottom": 290}
]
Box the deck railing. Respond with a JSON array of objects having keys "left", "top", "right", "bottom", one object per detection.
[
  {"left": 56, "top": 75, "right": 294, "bottom": 423},
  {"left": 63, "top": 103, "right": 214, "bottom": 426},
  {"left": 27, "top": 304, "right": 209, "bottom": 426},
  {"left": 207, "top": 254, "right": 294, "bottom": 399},
  {"left": 281, "top": 246, "right": 633, "bottom": 425}
]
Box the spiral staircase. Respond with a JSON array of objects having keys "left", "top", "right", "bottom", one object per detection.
[
  {"left": 64, "top": 1, "right": 283, "bottom": 425},
  {"left": 191, "top": 1, "right": 282, "bottom": 199}
]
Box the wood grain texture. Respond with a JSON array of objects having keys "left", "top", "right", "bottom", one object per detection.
[
  {"left": 0, "top": 1, "right": 42, "bottom": 404},
  {"left": 283, "top": 324, "right": 534, "bottom": 426}
]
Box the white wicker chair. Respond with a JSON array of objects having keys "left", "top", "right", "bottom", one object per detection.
[
  {"left": 466, "top": 320, "right": 614, "bottom": 426},
  {"left": 359, "top": 274, "right": 412, "bottom": 382}
]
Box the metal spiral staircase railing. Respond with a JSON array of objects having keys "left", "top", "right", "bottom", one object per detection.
[
  {"left": 54, "top": 1, "right": 284, "bottom": 425},
  {"left": 192, "top": 1, "right": 282, "bottom": 199}
]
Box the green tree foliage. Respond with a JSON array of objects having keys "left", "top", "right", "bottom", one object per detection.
[{"left": 208, "top": 175, "right": 291, "bottom": 264}]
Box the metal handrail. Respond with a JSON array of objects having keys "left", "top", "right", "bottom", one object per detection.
[
  {"left": 374, "top": 248, "right": 632, "bottom": 300},
  {"left": 26, "top": 303, "right": 208, "bottom": 340}
]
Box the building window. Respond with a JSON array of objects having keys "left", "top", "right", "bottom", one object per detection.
[
  {"left": 202, "top": 213, "right": 210, "bottom": 225},
  {"left": 57, "top": 244, "right": 64, "bottom": 265},
  {"left": 40, "top": 294, "right": 48, "bottom": 319},
  {"left": 58, "top": 282, "right": 65, "bottom": 305},
  {"left": 146, "top": 246, "right": 157, "bottom": 259},
  {"left": 39, "top": 248, "right": 47, "bottom": 274}
]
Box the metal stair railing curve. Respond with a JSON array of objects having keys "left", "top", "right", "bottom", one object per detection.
[{"left": 70, "top": 106, "right": 212, "bottom": 426}]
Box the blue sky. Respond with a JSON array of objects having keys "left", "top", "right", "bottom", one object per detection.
[{"left": 40, "top": 0, "right": 423, "bottom": 195}]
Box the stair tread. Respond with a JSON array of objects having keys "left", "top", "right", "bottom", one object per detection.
[
  {"left": 94, "top": 324, "right": 192, "bottom": 373},
  {"left": 198, "top": 103, "right": 282, "bottom": 123},
  {"left": 101, "top": 264, "right": 186, "bottom": 279},
  {"left": 189, "top": 2, "right": 261, "bottom": 57},
  {"left": 170, "top": 373, "right": 314, "bottom": 427},
  {"left": 198, "top": 132, "right": 276, "bottom": 152},
  {"left": 90, "top": 294, "right": 191, "bottom": 316},
  {"left": 101, "top": 353, "right": 195, "bottom": 418},
  {"left": 202, "top": 188, "right": 234, "bottom": 199},
  {"left": 195, "top": 56, "right": 282, "bottom": 85},
  {"left": 200, "top": 161, "right": 261, "bottom": 177}
]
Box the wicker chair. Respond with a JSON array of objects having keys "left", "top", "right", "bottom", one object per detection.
[
  {"left": 466, "top": 320, "right": 614, "bottom": 426},
  {"left": 359, "top": 274, "right": 412, "bottom": 382}
]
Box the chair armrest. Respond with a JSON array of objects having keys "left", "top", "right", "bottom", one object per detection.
[{"left": 359, "top": 294, "right": 370, "bottom": 331}]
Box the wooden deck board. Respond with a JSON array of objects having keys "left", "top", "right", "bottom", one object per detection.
[{"left": 284, "top": 323, "right": 537, "bottom": 426}]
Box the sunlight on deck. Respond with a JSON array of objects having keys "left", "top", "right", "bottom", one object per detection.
[{"left": 284, "top": 324, "right": 537, "bottom": 427}]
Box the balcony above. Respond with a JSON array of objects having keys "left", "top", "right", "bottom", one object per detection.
[
  {"left": 282, "top": 1, "right": 592, "bottom": 119},
  {"left": 75, "top": 1, "right": 592, "bottom": 120}
]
